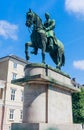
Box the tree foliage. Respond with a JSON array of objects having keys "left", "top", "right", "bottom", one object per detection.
[{"left": 72, "top": 88, "right": 84, "bottom": 123}]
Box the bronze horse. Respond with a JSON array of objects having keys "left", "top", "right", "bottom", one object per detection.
[{"left": 25, "top": 9, "right": 65, "bottom": 69}]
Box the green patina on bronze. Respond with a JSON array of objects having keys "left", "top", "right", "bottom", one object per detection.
[{"left": 25, "top": 9, "right": 65, "bottom": 70}]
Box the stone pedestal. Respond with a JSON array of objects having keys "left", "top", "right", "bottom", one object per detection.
[{"left": 11, "top": 63, "right": 82, "bottom": 130}]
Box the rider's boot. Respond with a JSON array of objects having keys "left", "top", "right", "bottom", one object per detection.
[
  {"left": 49, "top": 43, "right": 53, "bottom": 49},
  {"left": 48, "top": 38, "right": 53, "bottom": 50}
]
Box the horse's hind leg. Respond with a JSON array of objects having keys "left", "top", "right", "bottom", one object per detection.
[
  {"left": 56, "top": 49, "right": 63, "bottom": 69},
  {"left": 56, "top": 57, "right": 62, "bottom": 69},
  {"left": 42, "top": 40, "right": 46, "bottom": 64},
  {"left": 42, "top": 45, "right": 46, "bottom": 64}
]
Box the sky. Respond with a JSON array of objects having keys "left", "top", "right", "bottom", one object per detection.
[{"left": 0, "top": 0, "right": 84, "bottom": 85}]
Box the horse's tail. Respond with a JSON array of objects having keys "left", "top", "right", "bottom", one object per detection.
[{"left": 62, "top": 53, "right": 65, "bottom": 66}]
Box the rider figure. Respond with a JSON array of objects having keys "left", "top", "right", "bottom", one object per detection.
[
  {"left": 44, "top": 12, "right": 56, "bottom": 50},
  {"left": 31, "top": 12, "right": 56, "bottom": 54}
]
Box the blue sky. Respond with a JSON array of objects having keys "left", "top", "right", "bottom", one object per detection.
[{"left": 0, "top": 0, "right": 84, "bottom": 84}]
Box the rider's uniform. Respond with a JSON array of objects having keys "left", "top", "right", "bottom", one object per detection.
[{"left": 44, "top": 19, "right": 55, "bottom": 38}]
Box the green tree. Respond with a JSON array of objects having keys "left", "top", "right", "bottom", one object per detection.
[{"left": 72, "top": 88, "right": 84, "bottom": 123}]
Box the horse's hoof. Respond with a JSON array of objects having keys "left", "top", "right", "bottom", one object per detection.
[
  {"left": 42, "top": 62, "right": 45, "bottom": 64},
  {"left": 56, "top": 66, "right": 61, "bottom": 70},
  {"left": 31, "top": 51, "right": 37, "bottom": 55},
  {"left": 26, "top": 56, "right": 30, "bottom": 61}
]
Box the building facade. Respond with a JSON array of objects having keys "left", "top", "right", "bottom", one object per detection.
[
  {"left": 0, "top": 55, "right": 27, "bottom": 130},
  {"left": 0, "top": 80, "right": 5, "bottom": 130}
]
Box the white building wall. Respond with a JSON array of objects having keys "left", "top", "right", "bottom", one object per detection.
[
  {"left": 0, "top": 56, "right": 26, "bottom": 130},
  {"left": 7, "top": 59, "right": 25, "bottom": 82}
]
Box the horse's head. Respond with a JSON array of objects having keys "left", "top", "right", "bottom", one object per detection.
[
  {"left": 26, "top": 9, "right": 43, "bottom": 30},
  {"left": 25, "top": 9, "right": 34, "bottom": 27}
]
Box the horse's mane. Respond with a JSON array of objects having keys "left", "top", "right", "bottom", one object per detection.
[{"left": 33, "top": 12, "right": 42, "bottom": 23}]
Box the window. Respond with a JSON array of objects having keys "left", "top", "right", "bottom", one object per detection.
[
  {"left": 13, "top": 62, "right": 17, "bottom": 69},
  {"left": 11, "top": 88, "right": 16, "bottom": 101},
  {"left": 0, "top": 88, "right": 3, "bottom": 99},
  {"left": 20, "top": 110, "right": 23, "bottom": 120},
  {"left": 12, "top": 73, "right": 17, "bottom": 80},
  {"left": 9, "top": 109, "right": 14, "bottom": 120},
  {"left": 9, "top": 126, "right": 11, "bottom": 130},
  {"left": 21, "top": 91, "right": 24, "bottom": 102}
]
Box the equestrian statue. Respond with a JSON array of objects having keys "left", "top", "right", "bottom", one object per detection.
[{"left": 25, "top": 9, "right": 65, "bottom": 69}]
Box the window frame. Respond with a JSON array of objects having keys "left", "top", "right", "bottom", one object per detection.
[
  {"left": 9, "top": 126, "right": 11, "bottom": 130},
  {"left": 9, "top": 109, "right": 15, "bottom": 120},
  {"left": 21, "top": 90, "right": 24, "bottom": 102},
  {"left": 13, "top": 62, "right": 17, "bottom": 69},
  {"left": 20, "top": 110, "right": 23, "bottom": 120},
  {"left": 12, "top": 72, "right": 17, "bottom": 80},
  {"left": 10, "top": 88, "right": 16, "bottom": 101}
]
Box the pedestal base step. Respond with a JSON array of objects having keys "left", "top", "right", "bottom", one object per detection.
[{"left": 11, "top": 123, "right": 82, "bottom": 130}]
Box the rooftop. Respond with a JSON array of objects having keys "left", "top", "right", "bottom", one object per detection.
[{"left": 0, "top": 55, "right": 28, "bottom": 64}]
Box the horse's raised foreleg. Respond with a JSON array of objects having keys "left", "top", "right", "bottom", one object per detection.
[
  {"left": 25, "top": 42, "right": 33, "bottom": 61},
  {"left": 25, "top": 43, "right": 29, "bottom": 61}
]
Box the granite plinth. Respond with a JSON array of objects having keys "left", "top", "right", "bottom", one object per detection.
[{"left": 23, "top": 83, "right": 73, "bottom": 124}]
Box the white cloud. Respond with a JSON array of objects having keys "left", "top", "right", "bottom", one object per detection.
[
  {"left": 65, "top": 0, "right": 84, "bottom": 16},
  {"left": 73, "top": 60, "right": 84, "bottom": 70},
  {"left": 0, "top": 20, "right": 18, "bottom": 40}
]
